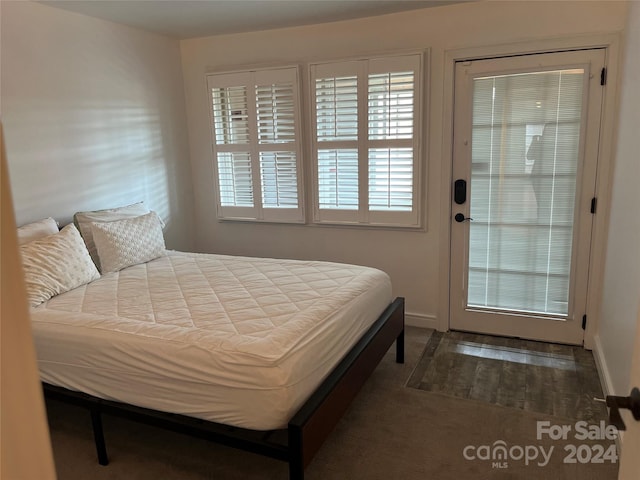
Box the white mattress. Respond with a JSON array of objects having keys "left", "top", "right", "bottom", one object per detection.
[{"left": 31, "top": 251, "right": 392, "bottom": 430}]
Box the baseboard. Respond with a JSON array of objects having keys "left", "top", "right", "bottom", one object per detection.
[
  {"left": 593, "top": 334, "right": 615, "bottom": 398},
  {"left": 592, "top": 334, "right": 623, "bottom": 451},
  {"left": 405, "top": 312, "right": 437, "bottom": 330}
]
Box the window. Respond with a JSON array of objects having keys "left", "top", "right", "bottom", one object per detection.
[
  {"left": 207, "top": 67, "right": 303, "bottom": 222},
  {"left": 310, "top": 54, "right": 423, "bottom": 227}
]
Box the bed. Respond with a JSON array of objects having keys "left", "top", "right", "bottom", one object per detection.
[{"left": 19, "top": 208, "right": 405, "bottom": 479}]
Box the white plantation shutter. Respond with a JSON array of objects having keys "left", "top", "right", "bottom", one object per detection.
[
  {"left": 316, "top": 76, "right": 358, "bottom": 142},
  {"left": 367, "top": 65, "right": 415, "bottom": 217},
  {"left": 211, "top": 83, "right": 253, "bottom": 210},
  {"left": 207, "top": 67, "right": 303, "bottom": 222},
  {"left": 212, "top": 85, "right": 250, "bottom": 145},
  {"left": 256, "top": 83, "right": 296, "bottom": 143},
  {"left": 217, "top": 152, "right": 253, "bottom": 207},
  {"left": 311, "top": 54, "right": 422, "bottom": 226},
  {"left": 368, "top": 148, "right": 413, "bottom": 211},
  {"left": 313, "top": 65, "right": 360, "bottom": 213},
  {"left": 368, "top": 72, "right": 414, "bottom": 140},
  {"left": 260, "top": 151, "right": 298, "bottom": 207},
  {"left": 255, "top": 73, "right": 300, "bottom": 213},
  {"left": 318, "top": 149, "right": 359, "bottom": 209}
]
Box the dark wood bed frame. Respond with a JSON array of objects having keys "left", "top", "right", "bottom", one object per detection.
[{"left": 43, "top": 297, "right": 404, "bottom": 479}]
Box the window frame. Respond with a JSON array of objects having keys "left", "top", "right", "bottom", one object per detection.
[
  {"left": 309, "top": 52, "right": 424, "bottom": 228},
  {"left": 206, "top": 66, "right": 305, "bottom": 223}
]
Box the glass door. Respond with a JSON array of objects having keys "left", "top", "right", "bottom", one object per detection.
[{"left": 450, "top": 49, "right": 605, "bottom": 344}]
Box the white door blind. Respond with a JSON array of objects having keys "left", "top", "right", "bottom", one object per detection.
[
  {"left": 208, "top": 68, "right": 303, "bottom": 222},
  {"left": 468, "top": 69, "right": 585, "bottom": 316},
  {"left": 311, "top": 54, "right": 422, "bottom": 227}
]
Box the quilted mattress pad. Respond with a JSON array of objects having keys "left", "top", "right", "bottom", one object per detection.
[{"left": 31, "top": 251, "right": 392, "bottom": 429}]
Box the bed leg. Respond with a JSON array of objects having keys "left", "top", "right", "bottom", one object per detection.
[
  {"left": 90, "top": 409, "right": 109, "bottom": 466},
  {"left": 396, "top": 328, "right": 405, "bottom": 364},
  {"left": 289, "top": 459, "right": 304, "bottom": 480},
  {"left": 288, "top": 425, "right": 304, "bottom": 480}
]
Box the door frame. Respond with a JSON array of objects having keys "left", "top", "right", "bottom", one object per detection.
[
  {"left": 437, "top": 33, "right": 622, "bottom": 349},
  {"left": 450, "top": 50, "right": 605, "bottom": 345}
]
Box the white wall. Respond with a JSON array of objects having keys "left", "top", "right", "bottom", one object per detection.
[
  {"left": 1, "top": 1, "right": 194, "bottom": 251},
  {"left": 597, "top": 1, "right": 640, "bottom": 396},
  {"left": 180, "top": 1, "right": 627, "bottom": 324}
]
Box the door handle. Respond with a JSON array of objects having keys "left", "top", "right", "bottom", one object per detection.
[
  {"left": 454, "top": 213, "right": 473, "bottom": 223},
  {"left": 596, "top": 387, "right": 640, "bottom": 431}
]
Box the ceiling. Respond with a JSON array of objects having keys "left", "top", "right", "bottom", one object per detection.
[{"left": 40, "top": 0, "right": 468, "bottom": 39}]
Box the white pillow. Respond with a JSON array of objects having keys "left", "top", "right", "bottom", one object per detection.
[
  {"left": 74, "top": 202, "right": 152, "bottom": 269},
  {"left": 17, "top": 217, "right": 59, "bottom": 245},
  {"left": 91, "top": 211, "right": 166, "bottom": 274},
  {"left": 20, "top": 224, "right": 100, "bottom": 308}
]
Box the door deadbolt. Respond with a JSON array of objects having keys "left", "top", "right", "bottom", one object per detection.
[{"left": 454, "top": 179, "right": 467, "bottom": 204}]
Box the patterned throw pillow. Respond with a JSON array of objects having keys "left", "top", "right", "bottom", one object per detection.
[
  {"left": 91, "top": 211, "right": 166, "bottom": 274},
  {"left": 73, "top": 202, "right": 151, "bottom": 270},
  {"left": 20, "top": 224, "right": 101, "bottom": 307}
]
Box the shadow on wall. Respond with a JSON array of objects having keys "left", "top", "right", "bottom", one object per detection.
[
  {"left": 4, "top": 99, "right": 175, "bottom": 239},
  {"left": 1, "top": 0, "right": 193, "bottom": 251}
]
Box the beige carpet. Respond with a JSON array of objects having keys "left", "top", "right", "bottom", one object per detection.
[{"left": 46, "top": 327, "right": 619, "bottom": 479}]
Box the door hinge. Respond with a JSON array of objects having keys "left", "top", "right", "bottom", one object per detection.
[
  {"left": 591, "top": 197, "right": 597, "bottom": 214},
  {"left": 600, "top": 67, "right": 607, "bottom": 86},
  {"left": 582, "top": 315, "right": 587, "bottom": 330}
]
